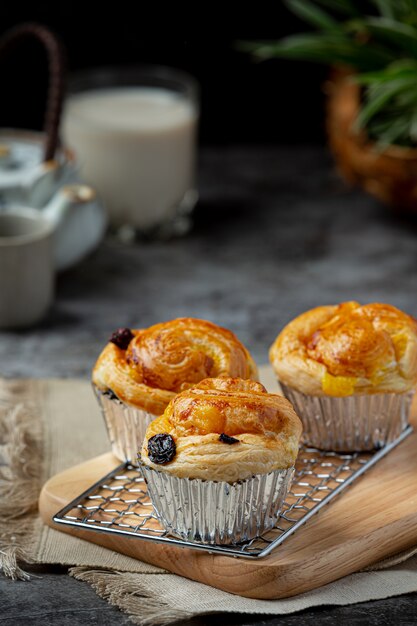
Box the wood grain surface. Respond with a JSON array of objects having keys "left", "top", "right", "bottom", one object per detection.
[{"left": 39, "top": 394, "right": 417, "bottom": 600}]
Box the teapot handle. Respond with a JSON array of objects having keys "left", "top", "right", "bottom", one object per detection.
[{"left": 0, "top": 22, "right": 65, "bottom": 162}]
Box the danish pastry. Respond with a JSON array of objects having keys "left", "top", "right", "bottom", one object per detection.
[
  {"left": 270, "top": 301, "right": 417, "bottom": 396},
  {"left": 270, "top": 302, "right": 417, "bottom": 450},
  {"left": 140, "top": 377, "right": 302, "bottom": 544},
  {"left": 93, "top": 317, "right": 258, "bottom": 414},
  {"left": 92, "top": 318, "right": 258, "bottom": 462},
  {"left": 140, "top": 376, "right": 302, "bottom": 482}
]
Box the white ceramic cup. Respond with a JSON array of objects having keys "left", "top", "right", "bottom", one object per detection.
[{"left": 0, "top": 212, "right": 54, "bottom": 328}]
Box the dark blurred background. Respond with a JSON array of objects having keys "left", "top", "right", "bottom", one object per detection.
[{"left": 0, "top": 4, "right": 326, "bottom": 145}]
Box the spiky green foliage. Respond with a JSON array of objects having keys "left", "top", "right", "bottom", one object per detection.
[{"left": 245, "top": 0, "right": 417, "bottom": 147}]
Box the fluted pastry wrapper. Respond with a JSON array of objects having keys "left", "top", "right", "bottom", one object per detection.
[
  {"left": 280, "top": 382, "right": 413, "bottom": 451},
  {"left": 140, "top": 463, "right": 295, "bottom": 545},
  {"left": 93, "top": 385, "right": 156, "bottom": 464}
]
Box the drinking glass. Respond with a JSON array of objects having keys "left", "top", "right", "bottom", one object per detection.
[{"left": 62, "top": 65, "right": 199, "bottom": 239}]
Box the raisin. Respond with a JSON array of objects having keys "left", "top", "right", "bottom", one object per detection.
[
  {"left": 219, "top": 433, "right": 239, "bottom": 444},
  {"left": 104, "top": 388, "right": 118, "bottom": 401},
  {"left": 147, "top": 433, "right": 176, "bottom": 464},
  {"left": 109, "top": 328, "right": 134, "bottom": 350}
]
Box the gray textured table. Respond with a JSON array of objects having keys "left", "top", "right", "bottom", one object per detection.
[{"left": 2, "top": 145, "right": 417, "bottom": 624}]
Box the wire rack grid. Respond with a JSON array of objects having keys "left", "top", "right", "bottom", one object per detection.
[{"left": 53, "top": 425, "right": 412, "bottom": 559}]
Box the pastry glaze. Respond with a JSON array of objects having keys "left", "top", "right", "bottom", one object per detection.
[
  {"left": 270, "top": 301, "right": 417, "bottom": 396},
  {"left": 92, "top": 318, "right": 258, "bottom": 415},
  {"left": 140, "top": 377, "right": 302, "bottom": 482}
]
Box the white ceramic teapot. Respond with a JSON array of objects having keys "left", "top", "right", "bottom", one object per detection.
[
  {"left": 0, "top": 24, "right": 107, "bottom": 271},
  {"left": 0, "top": 129, "right": 107, "bottom": 270}
]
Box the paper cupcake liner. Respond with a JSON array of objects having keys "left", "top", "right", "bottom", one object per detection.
[
  {"left": 93, "top": 385, "right": 157, "bottom": 464},
  {"left": 279, "top": 382, "right": 413, "bottom": 451},
  {"left": 140, "top": 463, "right": 295, "bottom": 544}
]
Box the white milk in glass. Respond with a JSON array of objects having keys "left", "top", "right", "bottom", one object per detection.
[{"left": 62, "top": 87, "right": 198, "bottom": 230}]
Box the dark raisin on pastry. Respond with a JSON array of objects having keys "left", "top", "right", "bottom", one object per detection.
[
  {"left": 104, "top": 388, "right": 118, "bottom": 400},
  {"left": 148, "top": 433, "right": 176, "bottom": 464},
  {"left": 219, "top": 433, "right": 239, "bottom": 444},
  {"left": 109, "top": 328, "right": 134, "bottom": 350}
]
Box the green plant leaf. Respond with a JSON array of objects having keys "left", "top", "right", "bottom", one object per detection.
[
  {"left": 353, "top": 59, "right": 417, "bottom": 84},
  {"left": 355, "top": 77, "right": 417, "bottom": 129},
  {"left": 284, "top": 0, "right": 340, "bottom": 31},
  {"left": 250, "top": 34, "right": 394, "bottom": 69},
  {"left": 409, "top": 107, "right": 417, "bottom": 141},
  {"left": 360, "top": 17, "right": 417, "bottom": 56},
  {"left": 313, "top": 0, "right": 361, "bottom": 16},
  {"left": 371, "top": 116, "right": 411, "bottom": 147},
  {"left": 395, "top": 83, "right": 417, "bottom": 105},
  {"left": 371, "top": 0, "right": 396, "bottom": 19},
  {"left": 241, "top": 0, "right": 417, "bottom": 146}
]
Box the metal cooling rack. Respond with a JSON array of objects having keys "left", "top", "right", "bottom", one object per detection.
[{"left": 53, "top": 425, "right": 412, "bottom": 559}]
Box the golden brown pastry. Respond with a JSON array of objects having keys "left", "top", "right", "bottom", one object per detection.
[
  {"left": 140, "top": 377, "right": 302, "bottom": 482},
  {"left": 270, "top": 301, "right": 417, "bottom": 396},
  {"left": 92, "top": 318, "right": 258, "bottom": 415}
]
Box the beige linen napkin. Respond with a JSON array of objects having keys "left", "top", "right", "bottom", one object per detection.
[{"left": 1, "top": 368, "right": 417, "bottom": 625}]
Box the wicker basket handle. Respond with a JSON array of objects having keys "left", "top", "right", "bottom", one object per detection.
[{"left": 0, "top": 22, "right": 66, "bottom": 162}]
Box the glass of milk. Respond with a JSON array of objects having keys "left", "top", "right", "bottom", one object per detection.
[{"left": 61, "top": 66, "right": 199, "bottom": 238}]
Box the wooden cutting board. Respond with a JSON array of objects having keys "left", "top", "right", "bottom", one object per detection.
[{"left": 39, "top": 396, "right": 417, "bottom": 600}]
